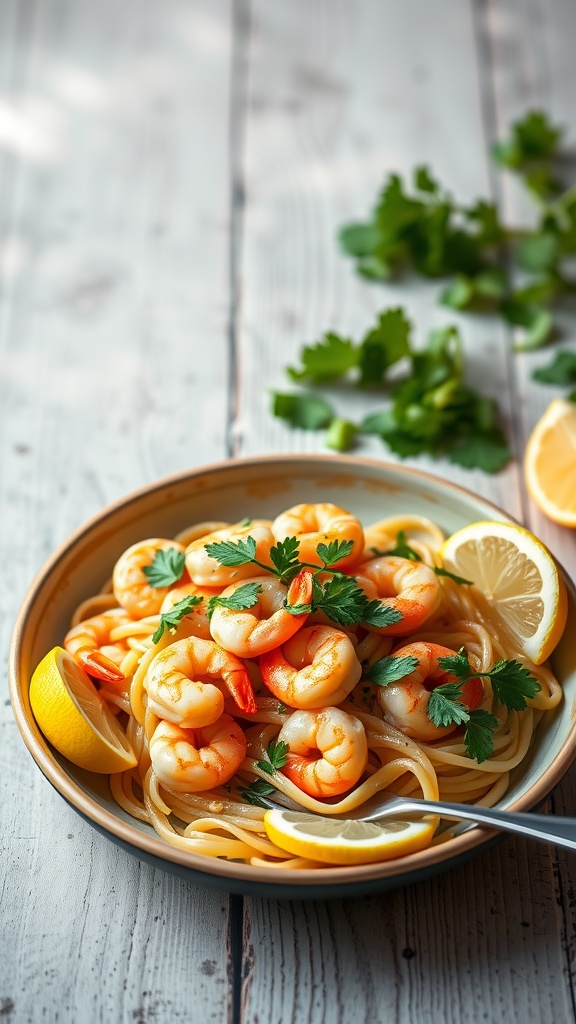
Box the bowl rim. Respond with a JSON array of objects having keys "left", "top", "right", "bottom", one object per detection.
[{"left": 9, "top": 452, "right": 576, "bottom": 891}]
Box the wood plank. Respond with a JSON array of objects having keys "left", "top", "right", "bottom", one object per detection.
[
  {"left": 236, "top": 0, "right": 521, "bottom": 517},
  {"left": 0, "top": 0, "right": 234, "bottom": 1019},
  {"left": 236, "top": 2, "right": 574, "bottom": 1022},
  {"left": 486, "top": 0, "right": 576, "bottom": 1014}
]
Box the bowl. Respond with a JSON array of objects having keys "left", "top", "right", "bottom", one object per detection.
[{"left": 9, "top": 455, "right": 576, "bottom": 899}]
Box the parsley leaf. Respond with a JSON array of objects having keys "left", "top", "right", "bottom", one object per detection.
[
  {"left": 436, "top": 651, "right": 471, "bottom": 679},
  {"left": 271, "top": 391, "right": 335, "bottom": 430},
  {"left": 206, "top": 583, "right": 262, "bottom": 619},
  {"left": 383, "top": 530, "right": 422, "bottom": 561},
  {"left": 204, "top": 536, "right": 257, "bottom": 567},
  {"left": 358, "top": 308, "right": 411, "bottom": 384},
  {"left": 313, "top": 575, "right": 371, "bottom": 627},
  {"left": 239, "top": 779, "right": 277, "bottom": 807},
  {"left": 316, "top": 540, "right": 354, "bottom": 567},
  {"left": 427, "top": 684, "right": 471, "bottom": 728},
  {"left": 488, "top": 660, "right": 541, "bottom": 710},
  {"left": 256, "top": 739, "right": 290, "bottom": 776},
  {"left": 434, "top": 566, "right": 474, "bottom": 586},
  {"left": 269, "top": 537, "right": 301, "bottom": 578},
  {"left": 152, "top": 596, "right": 202, "bottom": 644},
  {"left": 532, "top": 350, "right": 576, "bottom": 385},
  {"left": 142, "top": 547, "right": 186, "bottom": 588},
  {"left": 287, "top": 333, "right": 358, "bottom": 383},
  {"left": 464, "top": 709, "right": 499, "bottom": 763},
  {"left": 366, "top": 654, "right": 420, "bottom": 687},
  {"left": 362, "top": 601, "right": 403, "bottom": 629}
]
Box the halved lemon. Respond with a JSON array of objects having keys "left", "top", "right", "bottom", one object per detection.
[
  {"left": 441, "top": 521, "right": 567, "bottom": 665},
  {"left": 524, "top": 398, "right": 576, "bottom": 527},
  {"left": 263, "top": 809, "right": 435, "bottom": 865},
  {"left": 29, "top": 647, "right": 137, "bottom": 774}
]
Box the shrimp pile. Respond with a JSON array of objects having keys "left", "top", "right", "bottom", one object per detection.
[{"left": 59, "top": 505, "right": 562, "bottom": 869}]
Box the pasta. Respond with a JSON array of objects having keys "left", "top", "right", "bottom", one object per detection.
[{"left": 59, "top": 504, "right": 562, "bottom": 869}]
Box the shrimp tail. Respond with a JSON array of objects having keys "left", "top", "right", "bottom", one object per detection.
[
  {"left": 224, "top": 667, "right": 257, "bottom": 715},
  {"left": 76, "top": 649, "right": 126, "bottom": 687},
  {"left": 286, "top": 568, "right": 314, "bottom": 611}
]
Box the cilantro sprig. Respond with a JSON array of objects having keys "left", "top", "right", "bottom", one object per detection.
[
  {"left": 152, "top": 595, "right": 202, "bottom": 644},
  {"left": 370, "top": 648, "right": 540, "bottom": 763},
  {"left": 143, "top": 548, "right": 186, "bottom": 588}
]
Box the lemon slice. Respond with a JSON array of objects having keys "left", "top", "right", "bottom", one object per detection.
[
  {"left": 524, "top": 398, "right": 576, "bottom": 527},
  {"left": 263, "top": 809, "right": 435, "bottom": 865},
  {"left": 441, "top": 521, "right": 567, "bottom": 665},
  {"left": 29, "top": 647, "right": 137, "bottom": 774}
]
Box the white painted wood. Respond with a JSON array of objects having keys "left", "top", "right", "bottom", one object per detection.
[
  {"left": 3, "top": 0, "right": 576, "bottom": 1021},
  {"left": 0, "top": 0, "right": 233, "bottom": 1020},
  {"left": 237, "top": 2, "right": 576, "bottom": 1022}
]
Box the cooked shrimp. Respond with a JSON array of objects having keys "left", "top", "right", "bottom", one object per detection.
[
  {"left": 160, "top": 583, "right": 222, "bottom": 641},
  {"left": 149, "top": 715, "right": 247, "bottom": 792},
  {"left": 377, "top": 641, "right": 483, "bottom": 741},
  {"left": 271, "top": 503, "right": 364, "bottom": 570},
  {"left": 113, "top": 538, "right": 186, "bottom": 618},
  {"left": 354, "top": 555, "right": 441, "bottom": 634},
  {"left": 260, "top": 624, "right": 362, "bottom": 709},
  {"left": 64, "top": 608, "right": 132, "bottom": 685},
  {"left": 144, "top": 636, "right": 256, "bottom": 728},
  {"left": 185, "top": 520, "right": 274, "bottom": 587},
  {"left": 278, "top": 707, "right": 368, "bottom": 797},
  {"left": 209, "top": 569, "right": 313, "bottom": 658}
]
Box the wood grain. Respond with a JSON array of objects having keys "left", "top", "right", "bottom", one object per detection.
[{"left": 3, "top": 0, "right": 576, "bottom": 1022}]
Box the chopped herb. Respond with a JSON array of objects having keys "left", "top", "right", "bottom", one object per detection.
[
  {"left": 271, "top": 391, "right": 335, "bottom": 430},
  {"left": 206, "top": 582, "right": 262, "bottom": 619},
  {"left": 383, "top": 530, "right": 422, "bottom": 561},
  {"left": 316, "top": 539, "right": 355, "bottom": 567},
  {"left": 239, "top": 779, "right": 277, "bottom": 807},
  {"left": 366, "top": 655, "right": 420, "bottom": 687},
  {"left": 142, "top": 547, "right": 186, "bottom": 588},
  {"left": 434, "top": 566, "right": 474, "bottom": 586},
  {"left": 276, "top": 702, "right": 287, "bottom": 714},
  {"left": 152, "top": 596, "right": 201, "bottom": 644},
  {"left": 256, "top": 739, "right": 290, "bottom": 776}
]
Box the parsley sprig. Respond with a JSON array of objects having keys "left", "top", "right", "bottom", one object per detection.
[
  {"left": 369, "top": 648, "right": 540, "bottom": 763},
  {"left": 256, "top": 739, "right": 290, "bottom": 776},
  {"left": 206, "top": 582, "right": 263, "bottom": 619},
  {"left": 152, "top": 595, "right": 202, "bottom": 644},
  {"left": 274, "top": 321, "right": 512, "bottom": 473},
  {"left": 143, "top": 547, "right": 186, "bottom": 588},
  {"left": 379, "top": 531, "right": 473, "bottom": 586},
  {"left": 205, "top": 534, "right": 401, "bottom": 630}
]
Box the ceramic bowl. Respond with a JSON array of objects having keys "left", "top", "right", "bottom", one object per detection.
[{"left": 9, "top": 455, "right": 576, "bottom": 899}]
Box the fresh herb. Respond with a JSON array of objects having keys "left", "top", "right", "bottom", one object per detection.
[
  {"left": 271, "top": 391, "right": 334, "bottom": 430},
  {"left": 433, "top": 566, "right": 474, "bottom": 586},
  {"left": 337, "top": 110, "right": 575, "bottom": 350},
  {"left": 152, "top": 596, "right": 201, "bottom": 644},
  {"left": 437, "top": 650, "right": 541, "bottom": 709},
  {"left": 239, "top": 779, "right": 277, "bottom": 807},
  {"left": 532, "top": 350, "right": 576, "bottom": 386},
  {"left": 275, "top": 319, "right": 512, "bottom": 473},
  {"left": 366, "top": 655, "right": 420, "bottom": 687},
  {"left": 206, "top": 534, "right": 400, "bottom": 630},
  {"left": 256, "top": 739, "right": 290, "bottom": 776},
  {"left": 372, "top": 647, "right": 539, "bottom": 763},
  {"left": 276, "top": 702, "right": 288, "bottom": 714},
  {"left": 383, "top": 530, "right": 421, "bottom": 561},
  {"left": 206, "top": 582, "right": 262, "bottom": 619},
  {"left": 142, "top": 548, "right": 186, "bottom": 588}
]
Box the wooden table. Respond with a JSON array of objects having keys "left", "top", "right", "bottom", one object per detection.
[{"left": 3, "top": 1, "right": 576, "bottom": 1020}]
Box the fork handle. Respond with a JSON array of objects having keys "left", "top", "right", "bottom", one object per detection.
[{"left": 372, "top": 798, "right": 576, "bottom": 851}]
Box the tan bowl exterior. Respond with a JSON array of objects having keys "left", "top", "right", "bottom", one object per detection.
[{"left": 10, "top": 455, "right": 576, "bottom": 896}]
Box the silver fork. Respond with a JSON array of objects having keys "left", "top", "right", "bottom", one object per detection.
[{"left": 258, "top": 792, "right": 576, "bottom": 851}]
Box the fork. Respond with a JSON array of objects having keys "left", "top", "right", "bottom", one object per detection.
[{"left": 258, "top": 791, "right": 576, "bottom": 851}]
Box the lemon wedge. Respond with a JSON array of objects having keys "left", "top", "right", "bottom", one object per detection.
[
  {"left": 263, "top": 809, "right": 435, "bottom": 865},
  {"left": 29, "top": 647, "right": 137, "bottom": 774},
  {"left": 524, "top": 398, "right": 576, "bottom": 527},
  {"left": 441, "top": 521, "right": 567, "bottom": 665}
]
